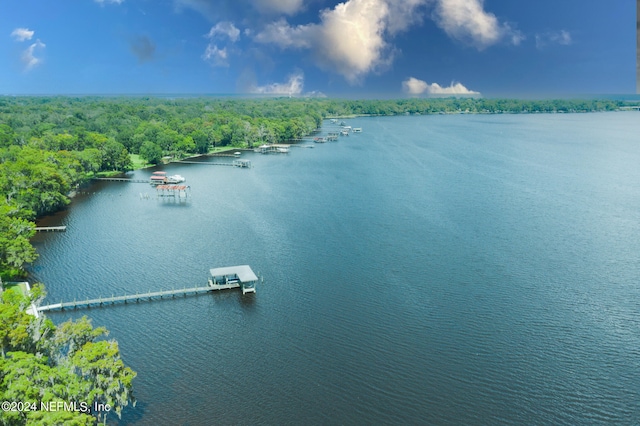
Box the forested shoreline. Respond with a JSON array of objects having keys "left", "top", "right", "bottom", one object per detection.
[
  {"left": 1, "top": 96, "right": 636, "bottom": 275},
  {"left": 1, "top": 96, "right": 638, "bottom": 277},
  {"left": 0, "top": 96, "right": 638, "bottom": 424}
]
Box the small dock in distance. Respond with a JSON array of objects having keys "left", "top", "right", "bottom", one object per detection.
[
  {"left": 156, "top": 184, "right": 190, "bottom": 201},
  {"left": 35, "top": 226, "right": 67, "bottom": 232},
  {"left": 92, "top": 177, "right": 149, "bottom": 183},
  {"left": 178, "top": 160, "right": 251, "bottom": 168}
]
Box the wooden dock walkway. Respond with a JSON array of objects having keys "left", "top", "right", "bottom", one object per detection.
[
  {"left": 35, "top": 226, "right": 67, "bottom": 232},
  {"left": 92, "top": 178, "right": 149, "bottom": 183},
  {"left": 177, "top": 161, "right": 235, "bottom": 166},
  {"left": 178, "top": 160, "right": 251, "bottom": 168},
  {"left": 37, "top": 285, "right": 219, "bottom": 312}
]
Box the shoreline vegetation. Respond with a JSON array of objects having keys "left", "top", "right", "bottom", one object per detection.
[{"left": 0, "top": 96, "right": 638, "bottom": 424}]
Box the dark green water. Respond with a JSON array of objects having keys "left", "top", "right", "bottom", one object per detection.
[{"left": 32, "top": 112, "right": 640, "bottom": 425}]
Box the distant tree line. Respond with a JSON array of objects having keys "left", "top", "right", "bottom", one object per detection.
[{"left": 0, "top": 96, "right": 633, "bottom": 171}]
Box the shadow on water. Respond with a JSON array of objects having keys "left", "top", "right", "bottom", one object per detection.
[
  {"left": 155, "top": 201, "right": 192, "bottom": 208},
  {"left": 239, "top": 293, "right": 256, "bottom": 308},
  {"left": 112, "top": 400, "right": 147, "bottom": 425}
]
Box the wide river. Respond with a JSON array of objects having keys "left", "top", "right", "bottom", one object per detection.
[{"left": 31, "top": 112, "right": 640, "bottom": 425}]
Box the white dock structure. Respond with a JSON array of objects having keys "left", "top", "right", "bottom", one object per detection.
[
  {"left": 233, "top": 159, "right": 252, "bottom": 168},
  {"left": 209, "top": 265, "right": 258, "bottom": 294},
  {"left": 256, "top": 144, "right": 290, "bottom": 154}
]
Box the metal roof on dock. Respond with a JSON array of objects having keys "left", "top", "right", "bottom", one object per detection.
[
  {"left": 156, "top": 185, "right": 189, "bottom": 190},
  {"left": 209, "top": 265, "right": 258, "bottom": 282}
]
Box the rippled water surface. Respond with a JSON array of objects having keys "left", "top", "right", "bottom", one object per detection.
[{"left": 31, "top": 112, "right": 640, "bottom": 425}]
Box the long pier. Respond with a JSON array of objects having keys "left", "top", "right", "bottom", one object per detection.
[
  {"left": 38, "top": 285, "right": 219, "bottom": 312},
  {"left": 178, "top": 160, "right": 251, "bottom": 168},
  {"left": 35, "top": 226, "right": 67, "bottom": 232},
  {"left": 177, "top": 160, "right": 235, "bottom": 166},
  {"left": 92, "top": 178, "right": 149, "bottom": 183}
]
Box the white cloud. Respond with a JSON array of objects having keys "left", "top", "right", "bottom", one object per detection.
[
  {"left": 255, "top": 0, "right": 398, "bottom": 84},
  {"left": 206, "top": 21, "right": 240, "bottom": 42},
  {"left": 250, "top": 71, "right": 304, "bottom": 95},
  {"left": 22, "top": 39, "right": 46, "bottom": 71},
  {"left": 202, "top": 44, "right": 229, "bottom": 66},
  {"left": 11, "top": 28, "right": 34, "bottom": 42},
  {"left": 535, "top": 30, "right": 572, "bottom": 50},
  {"left": 402, "top": 77, "right": 480, "bottom": 95},
  {"left": 402, "top": 77, "right": 429, "bottom": 95},
  {"left": 254, "top": 19, "right": 312, "bottom": 48},
  {"left": 386, "top": 0, "right": 429, "bottom": 34},
  {"left": 203, "top": 22, "right": 240, "bottom": 67},
  {"left": 94, "top": 0, "right": 124, "bottom": 4},
  {"left": 313, "top": 0, "right": 392, "bottom": 83},
  {"left": 433, "top": 0, "right": 521, "bottom": 50}
]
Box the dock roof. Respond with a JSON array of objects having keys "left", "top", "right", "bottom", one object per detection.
[{"left": 209, "top": 265, "right": 258, "bottom": 283}]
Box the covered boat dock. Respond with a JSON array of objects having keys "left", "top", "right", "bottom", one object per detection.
[{"left": 208, "top": 265, "right": 258, "bottom": 294}]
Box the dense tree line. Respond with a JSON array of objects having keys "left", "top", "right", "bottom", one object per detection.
[{"left": 0, "top": 96, "right": 633, "bottom": 169}]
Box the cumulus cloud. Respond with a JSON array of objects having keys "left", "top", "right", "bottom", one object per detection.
[
  {"left": 253, "top": 0, "right": 519, "bottom": 83},
  {"left": 191, "top": 0, "right": 523, "bottom": 83},
  {"left": 535, "top": 30, "right": 572, "bottom": 50},
  {"left": 202, "top": 44, "right": 229, "bottom": 67},
  {"left": 313, "top": 0, "right": 393, "bottom": 82},
  {"left": 402, "top": 77, "right": 480, "bottom": 96},
  {"left": 255, "top": 0, "right": 398, "bottom": 83},
  {"left": 11, "top": 28, "right": 34, "bottom": 41},
  {"left": 433, "top": 0, "right": 521, "bottom": 50},
  {"left": 402, "top": 77, "right": 429, "bottom": 95},
  {"left": 129, "top": 35, "right": 156, "bottom": 63},
  {"left": 249, "top": 71, "right": 304, "bottom": 95},
  {"left": 206, "top": 21, "right": 240, "bottom": 42},
  {"left": 21, "top": 39, "right": 46, "bottom": 71}
]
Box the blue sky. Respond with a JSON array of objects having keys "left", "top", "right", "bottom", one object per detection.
[{"left": 1, "top": 0, "right": 636, "bottom": 97}]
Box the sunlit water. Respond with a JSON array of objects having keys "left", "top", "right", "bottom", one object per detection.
[{"left": 31, "top": 112, "right": 640, "bottom": 425}]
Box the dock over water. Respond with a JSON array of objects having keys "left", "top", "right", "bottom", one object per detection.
[
  {"left": 36, "top": 265, "right": 260, "bottom": 312},
  {"left": 177, "top": 160, "right": 252, "bottom": 168},
  {"left": 92, "top": 177, "right": 149, "bottom": 183},
  {"left": 37, "top": 286, "right": 215, "bottom": 312},
  {"left": 35, "top": 226, "right": 67, "bottom": 232}
]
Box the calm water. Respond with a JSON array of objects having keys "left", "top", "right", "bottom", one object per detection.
[{"left": 31, "top": 113, "right": 640, "bottom": 425}]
